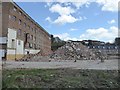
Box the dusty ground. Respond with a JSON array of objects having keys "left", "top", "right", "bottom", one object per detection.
[{"left": 2, "top": 59, "right": 118, "bottom": 70}]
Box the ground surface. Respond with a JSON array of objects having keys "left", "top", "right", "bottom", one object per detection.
[
  {"left": 3, "top": 59, "right": 118, "bottom": 70},
  {"left": 2, "top": 69, "right": 119, "bottom": 89}
]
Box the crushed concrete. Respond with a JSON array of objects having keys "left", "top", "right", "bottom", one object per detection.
[
  {"left": 18, "top": 42, "right": 107, "bottom": 61},
  {"left": 50, "top": 42, "right": 107, "bottom": 60}
]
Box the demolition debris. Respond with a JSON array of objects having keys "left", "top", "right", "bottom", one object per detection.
[
  {"left": 50, "top": 42, "right": 107, "bottom": 60},
  {"left": 18, "top": 42, "right": 111, "bottom": 62},
  {"left": 18, "top": 42, "right": 107, "bottom": 61}
]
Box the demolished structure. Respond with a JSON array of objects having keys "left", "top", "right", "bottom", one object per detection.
[
  {"left": 18, "top": 38, "right": 119, "bottom": 61},
  {"left": 50, "top": 41, "right": 107, "bottom": 60},
  {"left": 1, "top": 1, "right": 51, "bottom": 60}
]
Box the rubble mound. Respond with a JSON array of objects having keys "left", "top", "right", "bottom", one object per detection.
[
  {"left": 50, "top": 42, "right": 97, "bottom": 60},
  {"left": 17, "top": 42, "right": 107, "bottom": 61}
]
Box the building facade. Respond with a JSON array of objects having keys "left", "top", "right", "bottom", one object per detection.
[{"left": 0, "top": 1, "right": 51, "bottom": 60}]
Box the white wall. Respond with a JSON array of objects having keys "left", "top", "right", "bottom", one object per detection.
[
  {"left": 7, "top": 49, "right": 15, "bottom": 54},
  {"left": 16, "top": 39, "right": 24, "bottom": 54},
  {"left": 25, "top": 49, "right": 40, "bottom": 54},
  {"left": 7, "top": 28, "right": 17, "bottom": 48},
  {"left": 7, "top": 28, "right": 24, "bottom": 55},
  {"left": 7, "top": 28, "right": 40, "bottom": 56}
]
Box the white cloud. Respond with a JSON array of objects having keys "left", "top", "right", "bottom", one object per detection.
[
  {"left": 73, "top": 0, "right": 119, "bottom": 12},
  {"left": 79, "top": 26, "right": 118, "bottom": 43},
  {"left": 49, "top": 0, "right": 119, "bottom": 12},
  {"left": 72, "top": 0, "right": 91, "bottom": 9},
  {"left": 54, "top": 33, "right": 70, "bottom": 40},
  {"left": 70, "top": 28, "right": 78, "bottom": 31},
  {"left": 108, "top": 19, "right": 116, "bottom": 24},
  {"left": 54, "top": 33, "right": 79, "bottom": 41},
  {"left": 15, "top": 0, "right": 119, "bottom": 12},
  {"left": 49, "top": 4, "right": 80, "bottom": 24},
  {"left": 47, "top": 0, "right": 119, "bottom": 25},
  {"left": 95, "top": 0, "right": 119, "bottom": 12},
  {"left": 49, "top": 4, "right": 75, "bottom": 15},
  {"left": 54, "top": 26, "right": 118, "bottom": 42},
  {"left": 44, "top": 2, "right": 53, "bottom": 7},
  {"left": 53, "top": 15, "right": 79, "bottom": 24},
  {"left": 45, "top": 17, "right": 52, "bottom": 23}
]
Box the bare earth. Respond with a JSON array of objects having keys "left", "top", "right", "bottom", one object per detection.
[{"left": 2, "top": 59, "right": 118, "bottom": 70}]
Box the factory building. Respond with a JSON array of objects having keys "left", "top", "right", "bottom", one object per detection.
[{"left": 0, "top": 1, "right": 51, "bottom": 60}]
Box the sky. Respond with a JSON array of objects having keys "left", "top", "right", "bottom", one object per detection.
[{"left": 13, "top": 0, "right": 119, "bottom": 43}]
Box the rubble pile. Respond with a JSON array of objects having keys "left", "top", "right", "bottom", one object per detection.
[
  {"left": 17, "top": 51, "right": 42, "bottom": 61},
  {"left": 17, "top": 50, "right": 52, "bottom": 61},
  {"left": 17, "top": 54, "right": 38, "bottom": 61},
  {"left": 17, "top": 42, "right": 108, "bottom": 61},
  {"left": 90, "top": 49, "right": 108, "bottom": 60},
  {"left": 50, "top": 42, "right": 99, "bottom": 60}
]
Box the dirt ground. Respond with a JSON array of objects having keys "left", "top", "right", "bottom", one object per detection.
[{"left": 3, "top": 59, "right": 118, "bottom": 70}]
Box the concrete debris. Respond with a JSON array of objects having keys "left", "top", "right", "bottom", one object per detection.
[
  {"left": 17, "top": 51, "right": 52, "bottom": 62},
  {"left": 18, "top": 42, "right": 107, "bottom": 61},
  {"left": 50, "top": 42, "right": 107, "bottom": 60}
]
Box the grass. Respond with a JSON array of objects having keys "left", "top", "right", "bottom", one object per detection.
[{"left": 2, "top": 68, "right": 119, "bottom": 89}]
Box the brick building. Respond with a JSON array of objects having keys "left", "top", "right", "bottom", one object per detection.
[{"left": 0, "top": 1, "right": 51, "bottom": 60}]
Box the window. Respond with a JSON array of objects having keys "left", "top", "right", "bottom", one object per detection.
[
  {"left": 31, "top": 35, "right": 33, "bottom": 40},
  {"left": 35, "top": 28, "right": 37, "bottom": 33},
  {"left": 9, "top": 15, "right": 11, "bottom": 19},
  {"left": 29, "top": 43, "right": 33, "bottom": 48},
  {"left": 18, "top": 29, "right": 21, "bottom": 36},
  {"left": 13, "top": 6, "right": 17, "bottom": 11},
  {"left": 19, "top": 11, "right": 22, "bottom": 15},
  {"left": 31, "top": 28, "right": 33, "bottom": 31},
  {"left": 30, "top": 35, "right": 33, "bottom": 40},
  {"left": 34, "top": 28, "right": 36, "bottom": 33},
  {"left": 25, "top": 17, "right": 28, "bottom": 21},
  {"left": 12, "top": 15, "right": 16, "bottom": 21},
  {"left": 34, "top": 44, "right": 36, "bottom": 49},
  {"left": 98, "top": 46, "right": 100, "bottom": 48},
  {"left": 24, "top": 15, "right": 26, "bottom": 18},
  {"left": 28, "top": 25, "right": 30, "bottom": 29},
  {"left": 115, "top": 46, "right": 117, "bottom": 49},
  {"left": 24, "top": 22, "right": 26, "bottom": 27},
  {"left": 103, "top": 46, "right": 105, "bottom": 49},
  {"left": 26, "top": 42, "right": 29, "bottom": 47},
  {"left": 18, "top": 40, "right": 21, "bottom": 45},
  {"left": 27, "top": 34, "right": 30, "bottom": 39},
  {"left": 34, "top": 37, "right": 36, "bottom": 41},
  {"left": 19, "top": 19, "right": 22, "bottom": 25}
]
